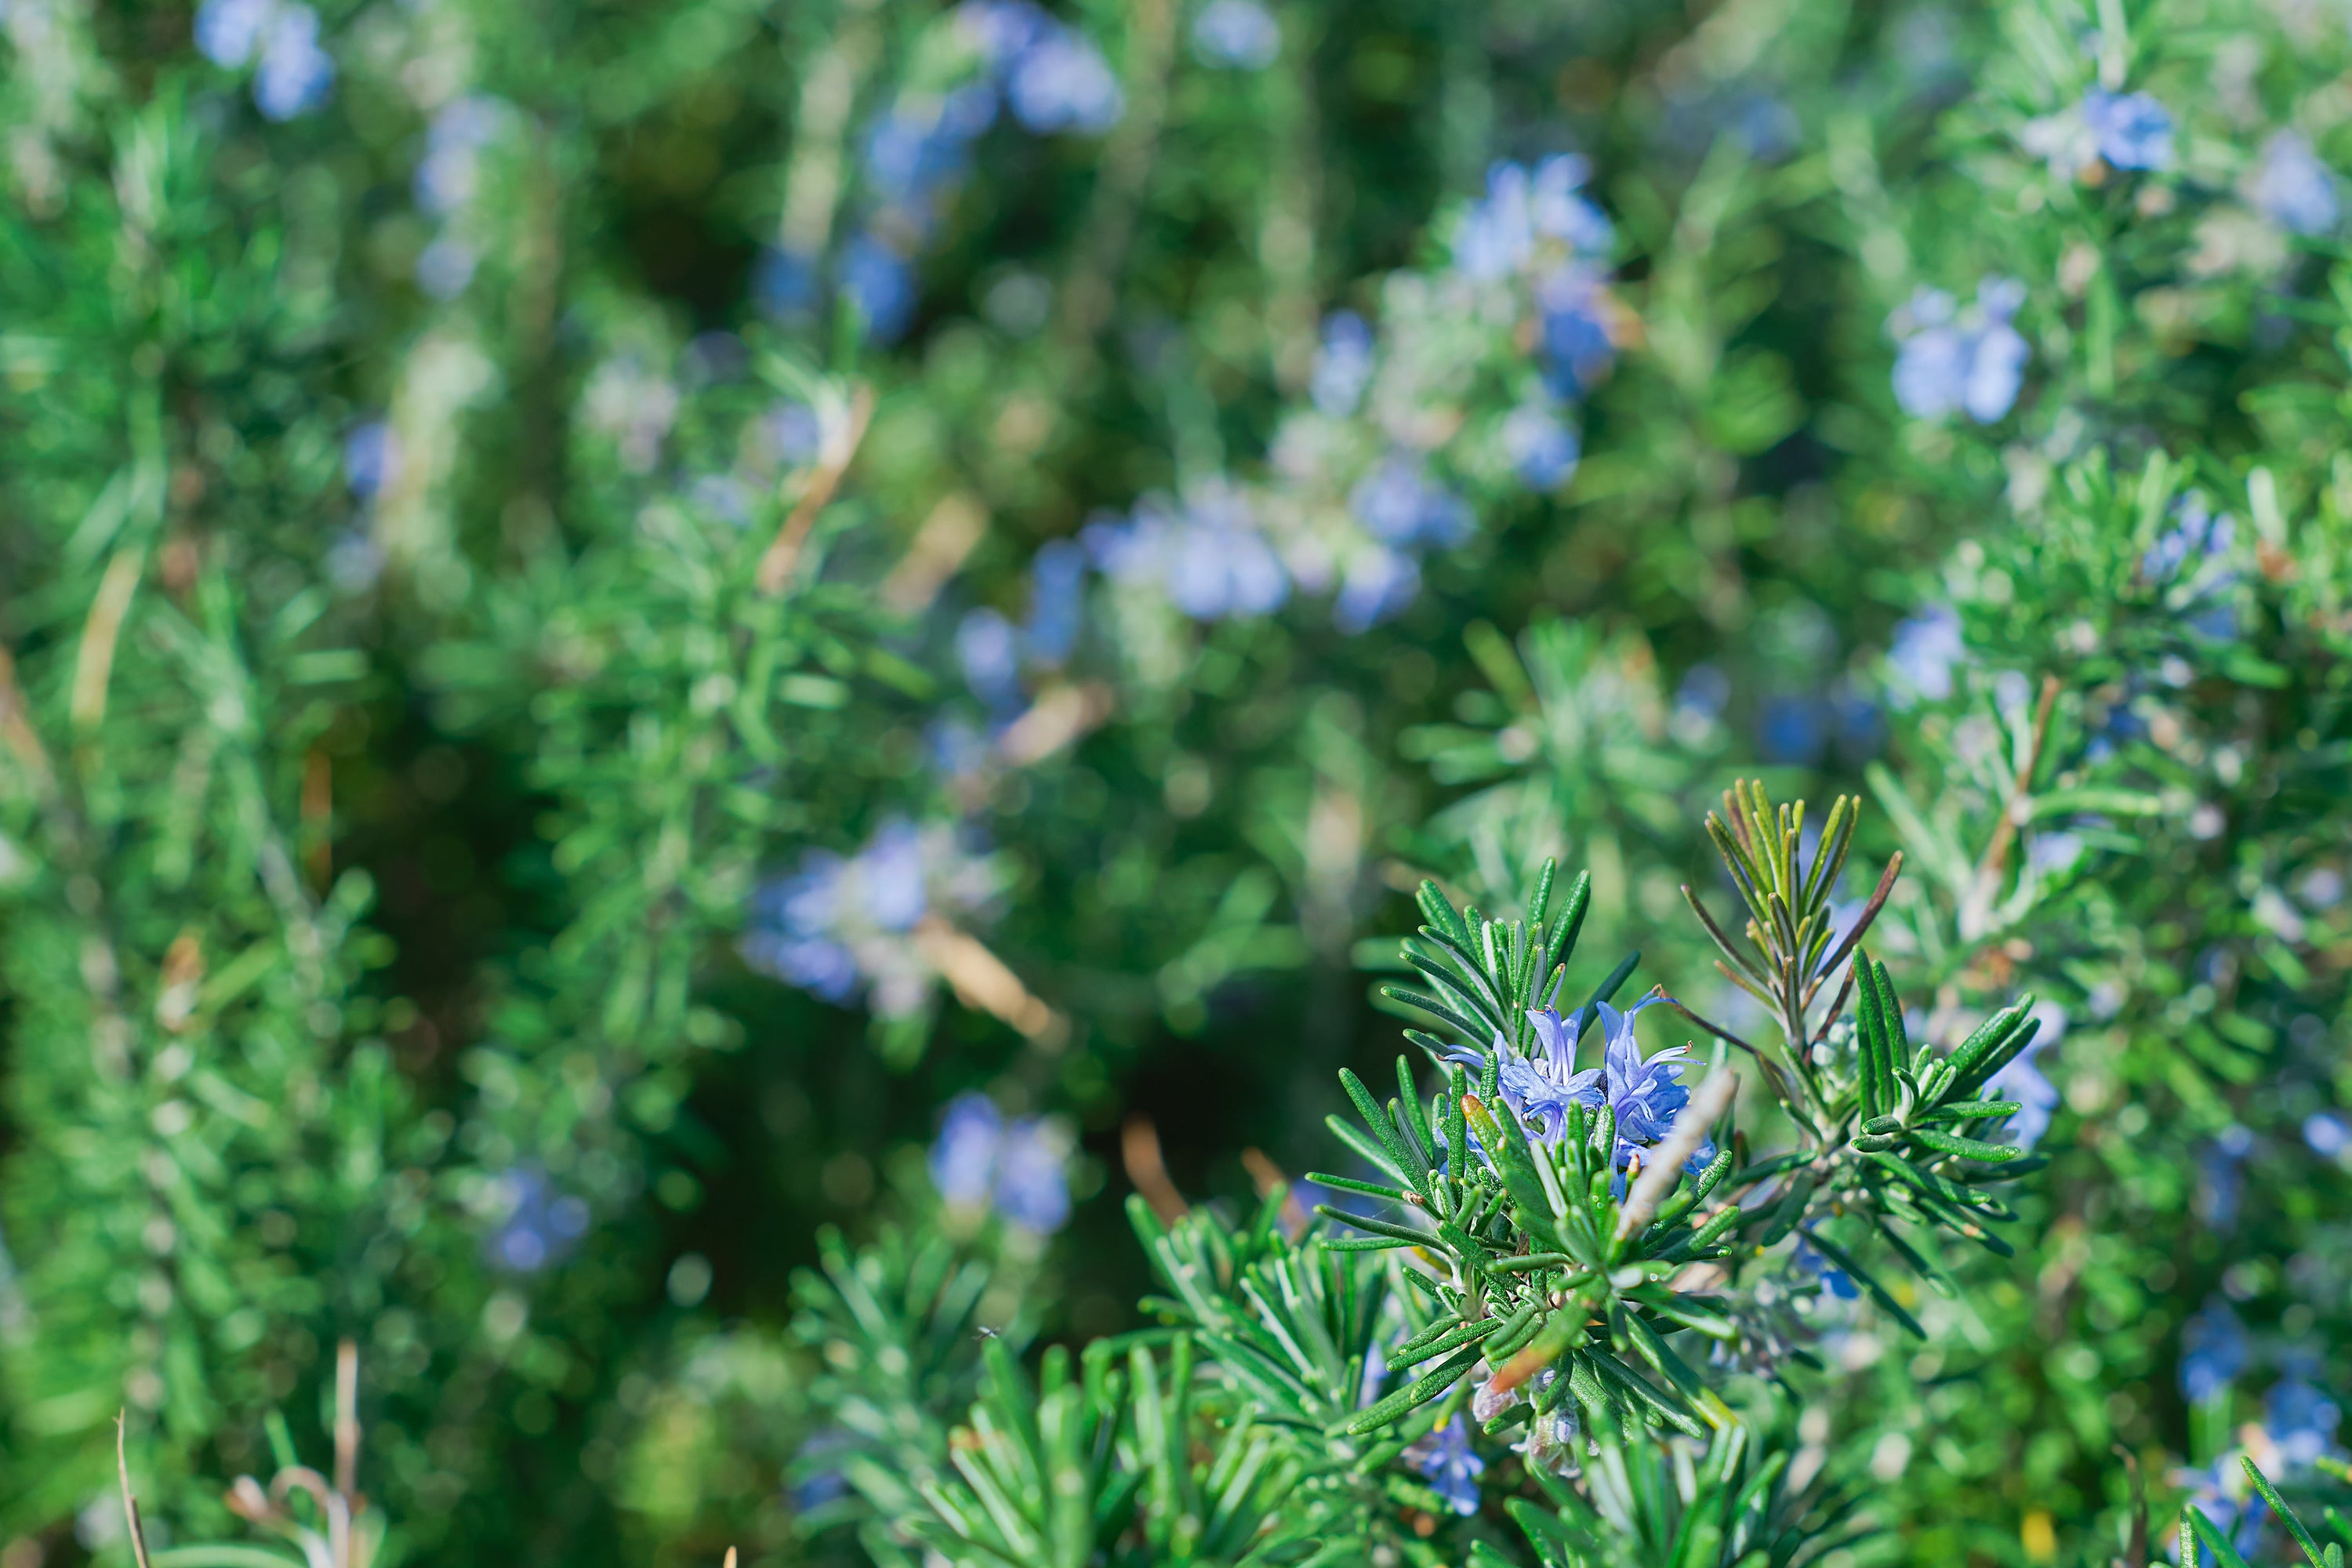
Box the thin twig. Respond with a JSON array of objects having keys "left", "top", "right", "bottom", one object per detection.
[
  {"left": 1121, "top": 1115, "right": 1188, "bottom": 1222},
  {"left": 1662, "top": 996, "right": 1765, "bottom": 1062},
  {"left": 116, "top": 1414, "right": 155, "bottom": 1568},
  {"left": 1965, "top": 673, "right": 2062, "bottom": 917},
  {"left": 1804, "top": 851, "right": 1904, "bottom": 1007},
  {"left": 334, "top": 1338, "right": 360, "bottom": 1504},
  {"left": 755, "top": 383, "right": 875, "bottom": 593}
]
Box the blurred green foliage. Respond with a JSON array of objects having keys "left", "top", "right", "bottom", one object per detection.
[{"left": 2, "top": 0, "right": 2351, "bottom": 1562}]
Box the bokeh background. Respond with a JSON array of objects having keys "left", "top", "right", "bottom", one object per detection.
[{"left": 2, "top": 0, "right": 2350, "bottom": 1562}]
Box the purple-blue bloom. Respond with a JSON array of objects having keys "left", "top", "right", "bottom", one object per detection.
[
  {"left": 1890, "top": 280, "right": 2028, "bottom": 423},
  {"left": 2197, "top": 1123, "right": 2254, "bottom": 1228},
  {"left": 957, "top": 608, "right": 1025, "bottom": 711},
  {"left": 1310, "top": 311, "right": 1376, "bottom": 418},
  {"left": 1024, "top": 539, "right": 1087, "bottom": 663},
  {"left": 929, "top": 1093, "right": 1070, "bottom": 1233},
  {"left": 1004, "top": 26, "right": 1123, "bottom": 134},
  {"left": 2083, "top": 88, "right": 2174, "bottom": 172},
  {"left": 1333, "top": 546, "right": 1420, "bottom": 634},
  {"left": 415, "top": 96, "right": 502, "bottom": 216},
  {"left": 1440, "top": 1006, "right": 1602, "bottom": 1144},
  {"left": 195, "top": 0, "right": 273, "bottom": 67},
  {"left": 840, "top": 232, "right": 918, "bottom": 342},
  {"left": 2143, "top": 495, "right": 2233, "bottom": 581},
  {"left": 252, "top": 3, "right": 332, "bottom": 122},
  {"left": 2306, "top": 1111, "right": 2349, "bottom": 1158},
  {"left": 2172, "top": 1455, "right": 2267, "bottom": 1561},
  {"left": 1599, "top": 996, "right": 1714, "bottom": 1178},
  {"left": 1191, "top": 0, "right": 1279, "bottom": 69},
  {"left": 2180, "top": 1296, "right": 2249, "bottom": 1403},
  {"left": 1451, "top": 157, "right": 1611, "bottom": 283},
  {"left": 2252, "top": 131, "right": 2339, "bottom": 235},
  {"left": 344, "top": 423, "right": 397, "bottom": 499},
  {"left": 1887, "top": 603, "right": 1965, "bottom": 704},
  {"left": 484, "top": 1166, "right": 592, "bottom": 1273},
  {"left": 1348, "top": 455, "right": 1472, "bottom": 550},
  {"left": 1501, "top": 401, "right": 1580, "bottom": 490},
  {"left": 1084, "top": 485, "right": 1289, "bottom": 621},
  {"left": 2266, "top": 1373, "right": 2342, "bottom": 1467},
  {"left": 1794, "top": 1236, "right": 1858, "bottom": 1300},
  {"left": 1535, "top": 268, "right": 1616, "bottom": 397},
  {"left": 1406, "top": 1414, "right": 1484, "bottom": 1515}
]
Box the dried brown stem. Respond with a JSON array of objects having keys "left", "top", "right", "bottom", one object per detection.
[{"left": 756, "top": 383, "right": 876, "bottom": 593}]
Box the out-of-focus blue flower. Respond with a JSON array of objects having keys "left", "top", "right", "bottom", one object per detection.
[
  {"left": 755, "top": 247, "right": 822, "bottom": 318},
  {"left": 958, "top": 0, "right": 1053, "bottom": 63},
  {"left": 195, "top": 0, "right": 273, "bottom": 67},
  {"left": 2306, "top": 1111, "right": 2350, "bottom": 1157},
  {"left": 484, "top": 1166, "right": 592, "bottom": 1273},
  {"left": 2083, "top": 88, "right": 2175, "bottom": 172},
  {"left": 840, "top": 232, "right": 918, "bottom": 342},
  {"left": 1333, "top": 546, "right": 1421, "bottom": 633},
  {"left": 1004, "top": 26, "right": 1123, "bottom": 134},
  {"left": 2180, "top": 1296, "right": 2250, "bottom": 1403},
  {"left": 1890, "top": 279, "right": 2027, "bottom": 423},
  {"left": 957, "top": 608, "right": 1024, "bottom": 711},
  {"left": 1501, "top": 401, "right": 1580, "bottom": 489},
  {"left": 1887, "top": 603, "right": 1964, "bottom": 704},
  {"left": 1348, "top": 454, "right": 1472, "bottom": 549},
  {"left": 742, "top": 819, "right": 995, "bottom": 1013},
  {"left": 1984, "top": 1004, "right": 2064, "bottom": 1150},
  {"left": 1310, "top": 311, "right": 1376, "bottom": 417},
  {"left": 1451, "top": 157, "right": 1610, "bottom": 282},
  {"left": 1191, "top": 0, "right": 1279, "bottom": 68},
  {"left": 929, "top": 1093, "right": 1070, "bottom": 1233},
  {"left": 1535, "top": 268, "right": 1616, "bottom": 397},
  {"left": 2198, "top": 1123, "right": 2254, "bottom": 1228},
  {"left": 1024, "top": 539, "right": 1087, "bottom": 662},
  {"left": 1759, "top": 695, "right": 1826, "bottom": 766},
  {"left": 2266, "top": 1374, "right": 2342, "bottom": 1467},
  {"left": 415, "top": 96, "right": 502, "bottom": 216},
  {"left": 1678, "top": 664, "right": 1730, "bottom": 721},
  {"left": 790, "top": 1429, "right": 855, "bottom": 1515},
  {"left": 2252, "top": 131, "right": 2339, "bottom": 235},
  {"left": 345, "top": 423, "right": 397, "bottom": 499},
  {"left": 2027, "top": 831, "right": 2083, "bottom": 879},
  {"left": 1599, "top": 996, "right": 1713, "bottom": 1178},
  {"left": 1084, "top": 484, "right": 1289, "bottom": 621},
  {"left": 252, "top": 3, "right": 332, "bottom": 121},
  {"left": 416, "top": 235, "right": 478, "bottom": 299},
  {"left": 1439, "top": 1006, "right": 1602, "bottom": 1145},
  {"left": 1406, "top": 1414, "right": 1484, "bottom": 1516},
  {"left": 743, "top": 852, "right": 859, "bottom": 1002},
  {"left": 2143, "top": 496, "right": 2234, "bottom": 581},
  {"left": 1794, "top": 1236, "right": 1858, "bottom": 1300},
  {"left": 2172, "top": 1455, "right": 2267, "bottom": 1561},
  {"left": 764, "top": 401, "right": 824, "bottom": 465}
]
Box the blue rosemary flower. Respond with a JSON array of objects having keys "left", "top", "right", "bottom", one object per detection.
[
  {"left": 2252, "top": 132, "right": 2339, "bottom": 236},
  {"left": 1348, "top": 454, "right": 1472, "bottom": 550},
  {"left": 1406, "top": 1414, "right": 1484, "bottom": 1515},
  {"left": 742, "top": 821, "right": 1000, "bottom": 1014},
  {"left": 197, "top": 0, "right": 334, "bottom": 121},
  {"left": 1024, "top": 539, "right": 1088, "bottom": 663},
  {"left": 2266, "top": 1370, "right": 2342, "bottom": 1468},
  {"left": 1501, "top": 401, "right": 1581, "bottom": 490},
  {"left": 1889, "top": 280, "right": 2028, "bottom": 423},
  {"left": 1332, "top": 546, "right": 1421, "bottom": 635},
  {"left": 930, "top": 1093, "right": 1071, "bottom": 1234},
  {"left": 2196, "top": 1124, "right": 2254, "bottom": 1228},
  {"left": 1442, "top": 1006, "right": 1602, "bottom": 1141},
  {"left": 1309, "top": 311, "right": 1376, "bottom": 417},
  {"left": 482, "top": 1165, "right": 592, "bottom": 1273},
  {"left": 2143, "top": 495, "right": 2234, "bottom": 582},
  {"left": 2171, "top": 1454, "right": 2266, "bottom": 1562},
  {"left": 2180, "top": 1296, "right": 2249, "bottom": 1403},
  {"left": 1191, "top": 0, "right": 1280, "bottom": 70},
  {"left": 2082, "top": 88, "right": 2175, "bottom": 172},
  {"left": 962, "top": 1, "right": 1123, "bottom": 135},
  {"left": 1793, "top": 1236, "right": 1859, "bottom": 1301},
  {"left": 1886, "top": 603, "right": 1964, "bottom": 704},
  {"left": 1084, "top": 482, "right": 1290, "bottom": 621},
  {"left": 1451, "top": 157, "right": 1611, "bottom": 282},
  {"left": 1599, "top": 996, "right": 1715, "bottom": 1179}
]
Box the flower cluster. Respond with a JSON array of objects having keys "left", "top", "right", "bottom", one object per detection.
[
  {"left": 927, "top": 1093, "right": 1071, "bottom": 1234},
  {"left": 194, "top": 0, "right": 333, "bottom": 122},
  {"left": 1888, "top": 279, "right": 2028, "bottom": 423},
  {"left": 741, "top": 819, "right": 1002, "bottom": 1017},
  {"left": 1083, "top": 156, "right": 1618, "bottom": 639}
]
